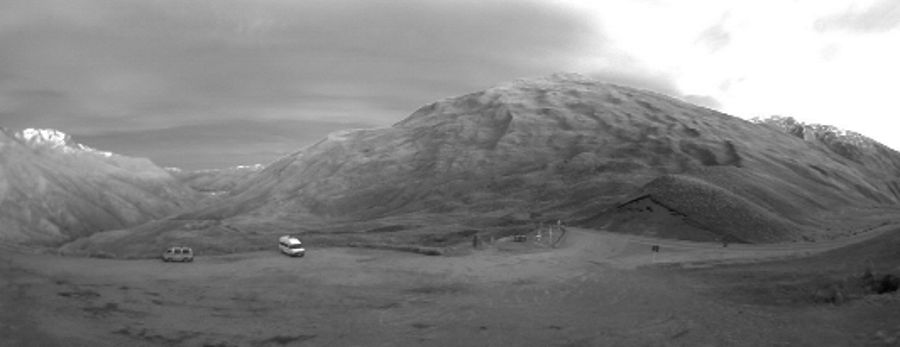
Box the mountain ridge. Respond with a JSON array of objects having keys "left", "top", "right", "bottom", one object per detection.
[
  {"left": 0, "top": 127, "right": 199, "bottom": 245},
  {"left": 182, "top": 74, "right": 900, "bottom": 226},
  {"left": 57, "top": 74, "right": 900, "bottom": 257}
]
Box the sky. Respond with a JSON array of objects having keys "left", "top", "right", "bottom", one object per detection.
[{"left": 1, "top": 0, "right": 898, "bottom": 170}]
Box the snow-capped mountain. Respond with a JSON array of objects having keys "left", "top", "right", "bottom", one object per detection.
[
  {"left": 15, "top": 128, "right": 113, "bottom": 157},
  {"left": 17, "top": 128, "right": 72, "bottom": 147},
  {"left": 0, "top": 127, "right": 199, "bottom": 245}
]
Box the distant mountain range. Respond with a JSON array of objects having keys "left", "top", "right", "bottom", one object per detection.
[
  {"left": 6, "top": 73, "right": 900, "bottom": 255},
  {"left": 167, "top": 165, "right": 263, "bottom": 195},
  {"left": 0, "top": 128, "right": 200, "bottom": 245}
]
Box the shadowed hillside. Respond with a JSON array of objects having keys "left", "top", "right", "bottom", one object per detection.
[
  {"left": 583, "top": 114, "right": 900, "bottom": 243},
  {"left": 61, "top": 73, "right": 900, "bottom": 256},
  {"left": 168, "top": 164, "right": 263, "bottom": 194},
  {"left": 0, "top": 128, "right": 198, "bottom": 245},
  {"left": 582, "top": 172, "right": 804, "bottom": 243}
]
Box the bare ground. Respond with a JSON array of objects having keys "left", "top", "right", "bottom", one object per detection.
[{"left": 2, "top": 227, "right": 899, "bottom": 346}]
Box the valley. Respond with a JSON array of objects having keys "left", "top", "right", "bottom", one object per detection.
[
  {"left": 3, "top": 74, "right": 900, "bottom": 346},
  {"left": 4, "top": 227, "right": 900, "bottom": 347}
]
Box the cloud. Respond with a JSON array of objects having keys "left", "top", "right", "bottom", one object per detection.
[
  {"left": 0, "top": 71, "right": 15, "bottom": 82},
  {"left": 72, "top": 118, "right": 376, "bottom": 170},
  {"left": 682, "top": 95, "right": 723, "bottom": 110},
  {"left": 0, "top": 0, "right": 600, "bottom": 130},
  {"left": 5, "top": 0, "right": 734, "bottom": 168},
  {"left": 590, "top": 69, "right": 681, "bottom": 98},
  {"left": 0, "top": 88, "right": 83, "bottom": 130},
  {"left": 815, "top": 0, "right": 900, "bottom": 33},
  {"left": 0, "top": 0, "right": 613, "bottom": 168},
  {"left": 819, "top": 43, "right": 841, "bottom": 61},
  {"left": 695, "top": 13, "right": 732, "bottom": 52},
  {"left": 588, "top": 67, "right": 722, "bottom": 111}
]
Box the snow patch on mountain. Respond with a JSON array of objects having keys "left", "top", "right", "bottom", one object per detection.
[
  {"left": 166, "top": 163, "right": 265, "bottom": 173},
  {"left": 16, "top": 128, "right": 113, "bottom": 157},
  {"left": 20, "top": 128, "right": 70, "bottom": 147}
]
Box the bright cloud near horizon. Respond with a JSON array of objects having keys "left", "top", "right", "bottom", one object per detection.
[{"left": 1, "top": 0, "right": 898, "bottom": 169}]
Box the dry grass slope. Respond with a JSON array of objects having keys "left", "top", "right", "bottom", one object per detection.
[
  {"left": 641, "top": 175, "right": 801, "bottom": 243},
  {"left": 583, "top": 172, "right": 807, "bottom": 244},
  {"left": 51, "top": 74, "right": 900, "bottom": 254}
]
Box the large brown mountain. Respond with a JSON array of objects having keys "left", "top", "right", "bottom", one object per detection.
[
  {"left": 62, "top": 73, "right": 900, "bottom": 256},
  {"left": 0, "top": 128, "right": 198, "bottom": 245},
  {"left": 204, "top": 73, "right": 900, "bottom": 224}
]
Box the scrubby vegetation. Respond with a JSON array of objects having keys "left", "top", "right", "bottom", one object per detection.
[
  {"left": 862, "top": 267, "right": 900, "bottom": 295},
  {"left": 683, "top": 223, "right": 900, "bottom": 309},
  {"left": 797, "top": 268, "right": 899, "bottom": 306}
]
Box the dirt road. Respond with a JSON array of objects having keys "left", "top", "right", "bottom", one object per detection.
[
  {"left": 2, "top": 228, "right": 898, "bottom": 346},
  {"left": 565, "top": 224, "right": 897, "bottom": 269}
]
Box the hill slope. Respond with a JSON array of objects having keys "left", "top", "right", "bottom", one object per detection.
[
  {"left": 62, "top": 73, "right": 900, "bottom": 256},
  {"left": 212, "top": 73, "right": 900, "bottom": 224},
  {"left": 194, "top": 73, "right": 762, "bottom": 220},
  {"left": 0, "top": 128, "right": 198, "bottom": 245},
  {"left": 167, "top": 165, "right": 263, "bottom": 194}
]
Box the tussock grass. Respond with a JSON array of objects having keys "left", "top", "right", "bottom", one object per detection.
[
  {"left": 688, "top": 228, "right": 900, "bottom": 308},
  {"left": 799, "top": 269, "right": 899, "bottom": 306}
]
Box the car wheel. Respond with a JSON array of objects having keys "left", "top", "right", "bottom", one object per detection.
[{"left": 299, "top": 253, "right": 305, "bottom": 258}]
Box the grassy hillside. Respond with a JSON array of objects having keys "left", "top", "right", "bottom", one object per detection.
[
  {"left": 60, "top": 74, "right": 900, "bottom": 255},
  {"left": 582, "top": 172, "right": 806, "bottom": 243},
  {"left": 0, "top": 128, "right": 199, "bottom": 245},
  {"left": 168, "top": 165, "right": 262, "bottom": 194}
]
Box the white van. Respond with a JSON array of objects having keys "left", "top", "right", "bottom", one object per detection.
[
  {"left": 279, "top": 236, "right": 305, "bottom": 257},
  {"left": 162, "top": 247, "right": 193, "bottom": 262}
]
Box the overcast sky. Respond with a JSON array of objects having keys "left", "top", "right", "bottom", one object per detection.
[{"left": 1, "top": 0, "right": 898, "bottom": 169}]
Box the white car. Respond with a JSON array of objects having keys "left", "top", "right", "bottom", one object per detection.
[
  {"left": 162, "top": 247, "right": 194, "bottom": 262},
  {"left": 279, "top": 236, "right": 305, "bottom": 257}
]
